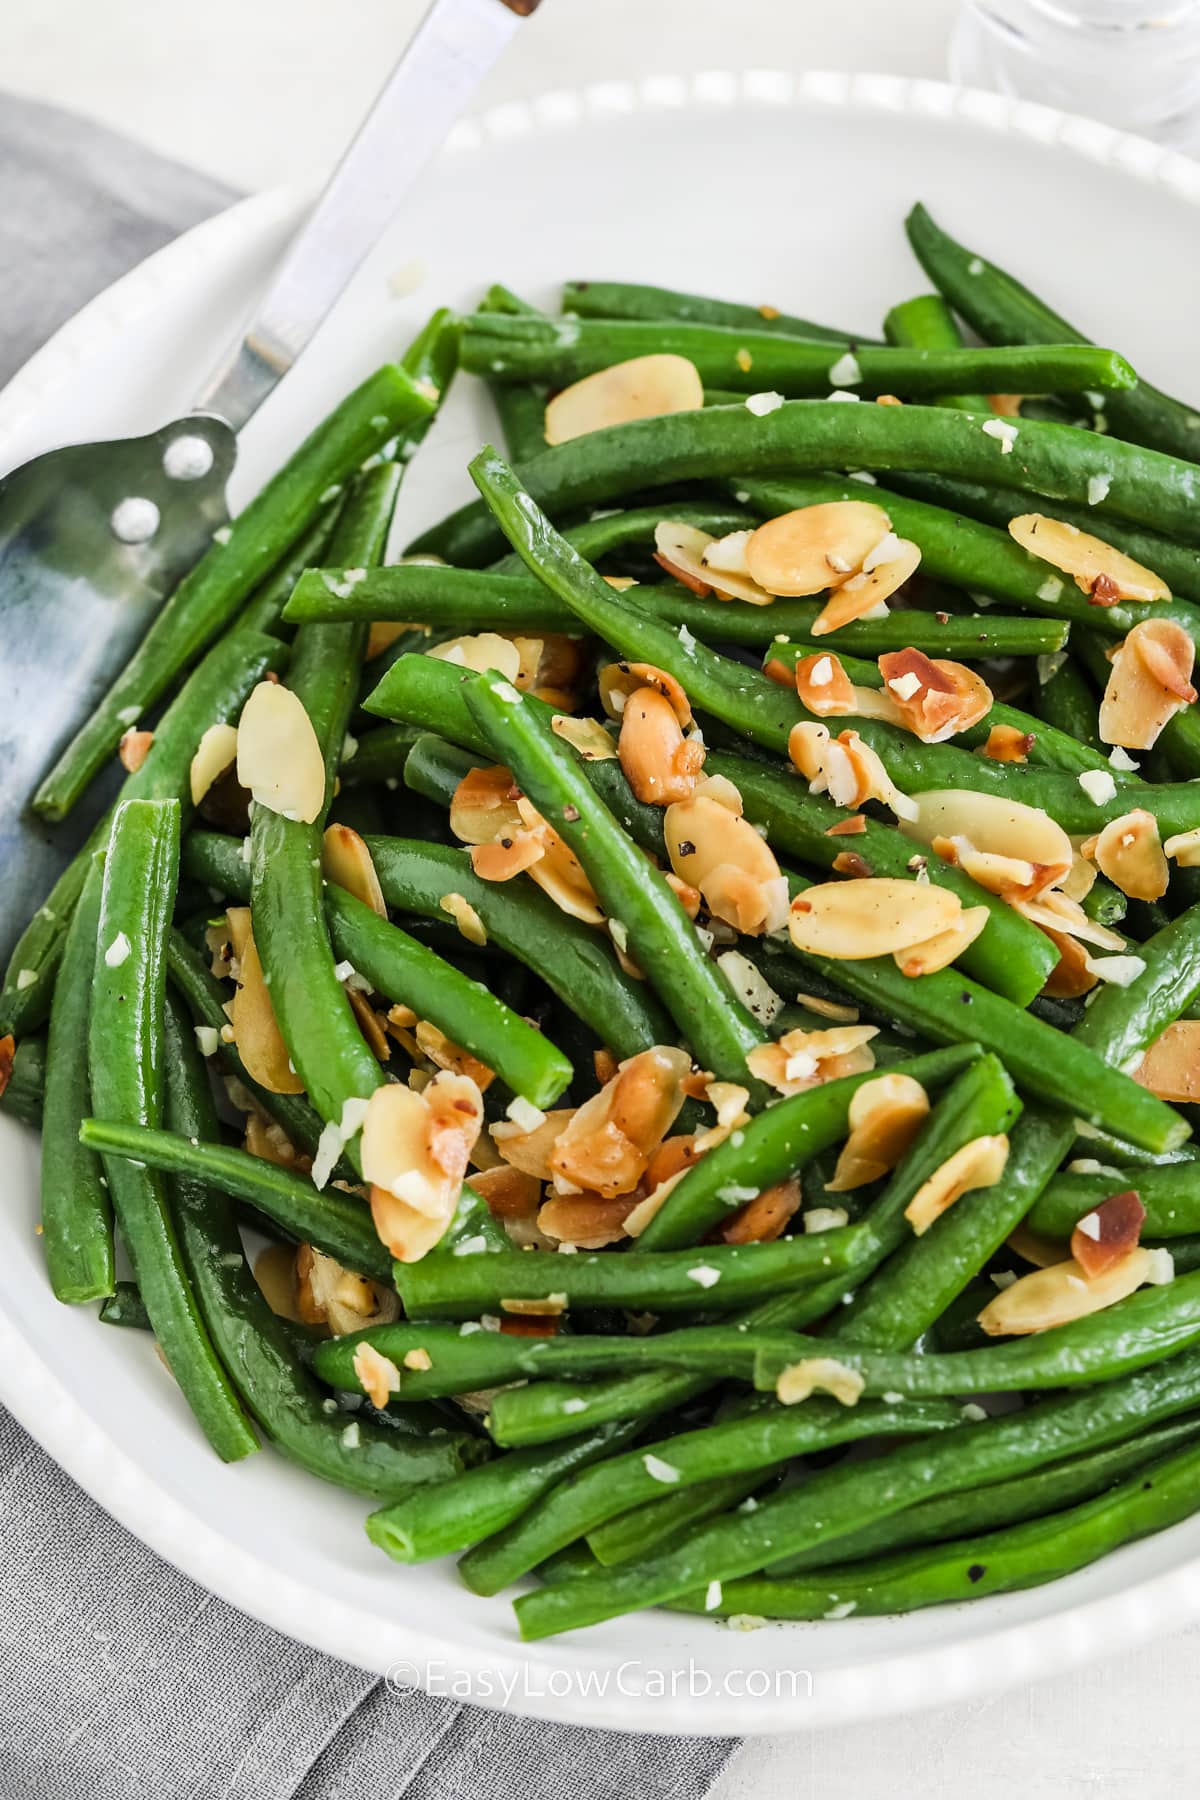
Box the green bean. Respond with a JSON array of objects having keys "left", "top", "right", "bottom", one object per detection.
[
  {"left": 461, "top": 314, "right": 1136, "bottom": 400},
  {"left": 78, "top": 1119, "right": 391, "bottom": 1281},
  {"left": 286, "top": 559, "right": 1067, "bottom": 657},
  {"left": 339, "top": 724, "right": 422, "bottom": 791},
  {"left": 99, "top": 1282, "right": 152, "bottom": 1332},
  {"left": 365, "top": 835, "right": 672, "bottom": 1057},
  {"left": 1029, "top": 1167, "right": 1200, "bottom": 1240},
  {"left": 0, "top": 1035, "right": 44, "bottom": 1126},
  {"left": 407, "top": 400, "right": 1200, "bottom": 568},
  {"left": 457, "top": 667, "right": 765, "bottom": 1093},
  {"left": 249, "top": 468, "right": 402, "bottom": 1147},
  {"left": 394, "top": 1223, "right": 872, "bottom": 1320},
  {"left": 159, "top": 990, "right": 472, "bottom": 1495},
  {"left": 560, "top": 279, "right": 861, "bottom": 344},
  {"left": 1072, "top": 903, "right": 1200, "bottom": 1073},
  {"left": 769, "top": 1415, "right": 1200, "bottom": 1574},
  {"left": 88, "top": 798, "right": 256, "bottom": 1460},
  {"left": 40, "top": 860, "right": 113, "bottom": 1303},
  {"left": 489, "top": 501, "right": 755, "bottom": 576},
  {"left": 735, "top": 474, "right": 1200, "bottom": 637},
  {"left": 2, "top": 627, "right": 285, "bottom": 1039},
  {"left": 670, "top": 1434, "right": 1200, "bottom": 1620},
  {"left": 513, "top": 1345, "right": 1200, "bottom": 1637},
  {"left": 366, "top": 1419, "right": 645, "bottom": 1564},
  {"left": 587, "top": 1471, "right": 770, "bottom": 1567},
  {"left": 475, "top": 284, "right": 548, "bottom": 463},
  {"left": 33, "top": 367, "right": 433, "bottom": 823},
  {"left": 1033, "top": 652, "right": 1104, "bottom": 753},
  {"left": 883, "top": 293, "right": 990, "bottom": 411},
  {"left": 323, "top": 883, "right": 572, "bottom": 1107},
  {"left": 460, "top": 1395, "right": 961, "bottom": 1596},
  {"left": 488, "top": 1367, "right": 714, "bottom": 1449},
  {"left": 906, "top": 201, "right": 1200, "bottom": 461}
]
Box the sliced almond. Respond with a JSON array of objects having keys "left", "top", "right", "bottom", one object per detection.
[
  {"left": 490, "top": 1107, "right": 574, "bottom": 1180},
  {"left": 1086, "top": 809, "right": 1168, "bottom": 902},
  {"left": 1042, "top": 927, "right": 1099, "bottom": 1000},
  {"left": 429, "top": 632, "right": 522, "bottom": 681},
  {"left": 227, "top": 907, "right": 304, "bottom": 1094},
  {"left": 775, "top": 1356, "right": 865, "bottom": 1408},
  {"left": 1099, "top": 618, "right": 1197, "bottom": 751},
  {"left": 904, "top": 1134, "right": 1009, "bottom": 1236},
  {"left": 663, "top": 791, "right": 787, "bottom": 936},
  {"left": 827, "top": 1072, "right": 930, "bottom": 1191},
  {"left": 545, "top": 354, "right": 704, "bottom": 446},
  {"left": 981, "top": 723, "right": 1033, "bottom": 763},
  {"left": 977, "top": 1245, "right": 1173, "bottom": 1336},
  {"left": 793, "top": 651, "right": 902, "bottom": 724},
  {"left": 551, "top": 714, "right": 617, "bottom": 761},
  {"left": 190, "top": 721, "right": 239, "bottom": 806},
  {"left": 652, "top": 520, "right": 774, "bottom": 605},
  {"left": 599, "top": 660, "right": 693, "bottom": 727},
  {"left": 439, "top": 892, "right": 488, "bottom": 946},
  {"left": 516, "top": 797, "right": 605, "bottom": 925},
  {"left": 721, "top": 1177, "right": 804, "bottom": 1245},
  {"left": 296, "top": 1243, "right": 398, "bottom": 1337},
  {"left": 933, "top": 835, "right": 1063, "bottom": 905},
  {"left": 1134, "top": 1020, "right": 1200, "bottom": 1103},
  {"left": 549, "top": 1045, "right": 692, "bottom": 1199},
  {"left": 878, "top": 649, "right": 993, "bottom": 744},
  {"left": 619, "top": 686, "right": 706, "bottom": 805},
  {"left": 467, "top": 1162, "right": 541, "bottom": 1224},
  {"left": 788, "top": 878, "right": 963, "bottom": 960},
  {"left": 787, "top": 722, "right": 916, "bottom": 822},
  {"left": 745, "top": 502, "right": 891, "bottom": 597},
  {"left": 414, "top": 1021, "right": 494, "bottom": 1091},
  {"left": 1165, "top": 826, "right": 1200, "bottom": 868},
  {"left": 364, "top": 1072, "right": 484, "bottom": 1262},
  {"left": 367, "top": 621, "right": 416, "bottom": 661},
  {"left": 746, "top": 1025, "right": 878, "bottom": 1098},
  {"left": 811, "top": 539, "right": 922, "bottom": 636},
  {"left": 244, "top": 1108, "right": 309, "bottom": 1172},
  {"left": 118, "top": 727, "right": 154, "bottom": 773},
  {"left": 323, "top": 823, "right": 387, "bottom": 917},
  {"left": 900, "top": 789, "right": 1074, "bottom": 873},
  {"left": 538, "top": 1191, "right": 638, "bottom": 1249},
  {"left": 347, "top": 987, "right": 391, "bottom": 1062},
  {"left": 1008, "top": 513, "right": 1169, "bottom": 604},
  {"left": 353, "top": 1342, "right": 402, "bottom": 1409},
  {"left": 1070, "top": 1188, "right": 1146, "bottom": 1278},
  {"left": 236, "top": 681, "right": 326, "bottom": 824},
  {"left": 893, "top": 904, "right": 989, "bottom": 977}
]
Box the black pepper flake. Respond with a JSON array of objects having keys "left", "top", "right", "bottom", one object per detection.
[
  {"left": 678, "top": 840, "right": 697, "bottom": 857},
  {"left": 959, "top": 991, "right": 972, "bottom": 1005},
  {"left": 563, "top": 804, "right": 580, "bottom": 823},
  {"left": 966, "top": 1563, "right": 986, "bottom": 1584}
]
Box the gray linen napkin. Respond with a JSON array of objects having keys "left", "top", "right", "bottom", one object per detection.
[{"left": 0, "top": 91, "right": 738, "bottom": 1800}]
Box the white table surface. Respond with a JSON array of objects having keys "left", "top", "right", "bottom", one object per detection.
[{"left": 7, "top": 0, "right": 1200, "bottom": 1789}]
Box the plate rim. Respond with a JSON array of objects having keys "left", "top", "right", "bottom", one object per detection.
[{"left": 5, "top": 68, "right": 1200, "bottom": 1735}]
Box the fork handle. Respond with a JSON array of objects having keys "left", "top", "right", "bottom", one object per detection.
[{"left": 195, "top": 0, "right": 542, "bottom": 433}]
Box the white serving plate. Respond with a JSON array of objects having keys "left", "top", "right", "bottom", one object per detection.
[{"left": 4, "top": 71, "right": 1200, "bottom": 1737}]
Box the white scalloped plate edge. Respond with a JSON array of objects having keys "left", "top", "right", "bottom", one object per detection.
[{"left": 5, "top": 72, "right": 1200, "bottom": 1735}]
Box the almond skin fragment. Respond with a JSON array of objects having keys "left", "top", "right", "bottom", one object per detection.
[
  {"left": 236, "top": 681, "right": 326, "bottom": 824},
  {"left": 545, "top": 354, "right": 704, "bottom": 446},
  {"left": 0, "top": 1034, "right": 14, "bottom": 1100},
  {"left": 1084, "top": 809, "right": 1168, "bottom": 902},
  {"left": 1099, "top": 617, "right": 1197, "bottom": 751},
  {"left": 1008, "top": 513, "right": 1170, "bottom": 604},
  {"left": 904, "top": 1134, "right": 1010, "bottom": 1236},
  {"left": 1134, "top": 1021, "right": 1200, "bottom": 1103},
  {"left": 323, "top": 823, "right": 387, "bottom": 917},
  {"left": 1070, "top": 1189, "right": 1146, "bottom": 1278},
  {"left": 745, "top": 502, "right": 891, "bottom": 597},
  {"left": 788, "top": 877, "right": 962, "bottom": 960},
  {"left": 977, "top": 1245, "right": 1173, "bottom": 1336},
  {"left": 827, "top": 1072, "right": 930, "bottom": 1191}
]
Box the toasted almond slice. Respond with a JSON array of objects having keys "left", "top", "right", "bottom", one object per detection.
[
  {"left": 347, "top": 988, "right": 391, "bottom": 1062},
  {"left": 1070, "top": 1188, "right": 1146, "bottom": 1278},
  {"left": 549, "top": 1045, "right": 692, "bottom": 1199},
  {"left": 227, "top": 907, "right": 304, "bottom": 1094},
  {"left": 439, "top": 892, "right": 488, "bottom": 946},
  {"left": 190, "top": 721, "right": 239, "bottom": 806},
  {"left": 787, "top": 722, "right": 916, "bottom": 821},
  {"left": 1042, "top": 927, "right": 1098, "bottom": 999},
  {"left": 745, "top": 502, "right": 891, "bottom": 597},
  {"left": 1008, "top": 1221, "right": 1068, "bottom": 1269},
  {"left": 516, "top": 801, "right": 605, "bottom": 925},
  {"left": 663, "top": 792, "right": 785, "bottom": 936},
  {"left": 449, "top": 764, "right": 523, "bottom": 847},
  {"left": 545, "top": 354, "right": 704, "bottom": 446},
  {"left": 878, "top": 649, "right": 993, "bottom": 744},
  {"left": 363, "top": 1073, "right": 483, "bottom": 1263},
  {"left": 467, "top": 1162, "right": 541, "bottom": 1225},
  {"left": 470, "top": 832, "right": 543, "bottom": 883},
  {"left": 551, "top": 714, "right": 617, "bottom": 760},
  {"left": 1060, "top": 851, "right": 1098, "bottom": 903},
  {"left": 366, "top": 621, "right": 416, "bottom": 661},
  {"left": 414, "top": 1021, "right": 494, "bottom": 1091},
  {"left": 490, "top": 1107, "right": 575, "bottom": 1180},
  {"left": 1164, "top": 825, "right": 1200, "bottom": 867},
  {"left": 243, "top": 1108, "right": 310, "bottom": 1173},
  {"left": 1133, "top": 1020, "right": 1200, "bottom": 1103},
  {"left": 652, "top": 520, "right": 775, "bottom": 605},
  {"left": 904, "top": 1134, "right": 1009, "bottom": 1236},
  {"left": 775, "top": 1356, "right": 865, "bottom": 1408},
  {"left": 977, "top": 1245, "right": 1173, "bottom": 1336},
  {"left": 429, "top": 632, "right": 522, "bottom": 681},
  {"left": 600, "top": 660, "right": 693, "bottom": 726},
  {"left": 793, "top": 651, "right": 902, "bottom": 724},
  {"left": 812, "top": 539, "right": 922, "bottom": 636},
  {"left": 900, "top": 788, "right": 1073, "bottom": 873},
  {"left": 981, "top": 723, "right": 1034, "bottom": 763},
  {"left": 1099, "top": 618, "right": 1197, "bottom": 751},
  {"left": 1088, "top": 809, "right": 1168, "bottom": 901},
  {"left": 934, "top": 835, "right": 1064, "bottom": 905},
  {"left": 788, "top": 878, "right": 962, "bottom": 960},
  {"left": 353, "top": 1342, "right": 402, "bottom": 1409},
  {"left": 702, "top": 529, "right": 755, "bottom": 576},
  {"left": 323, "top": 823, "right": 387, "bottom": 917},
  {"left": 619, "top": 686, "right": 706, "bottom": 806},
  {"left": 893, "top": 904, "right": 990, "bottom": 978},
  {"left": 1008, "top": 513, "right": 1169, "bottom": 604},
  {"left": 746, "top": 1025, "right": 878, "bottom": 1098},
  {"left": 296, "top": 1243, "right": 399, "bottom": 1337},
  {"left": 827, "top": 1071, "right": 930, "bottom": 1192},
  {"left": 118, "top": 727, "right": 154, "bottom": 773},
  {"left": 236, "top": 681, "right": 326, "bottom": 824},
  {"left": 538, "top": 1191, "right": 638, "bottom": 1248},
  {"left": 1019, "top": 885, "right": 1128, "bottom": 952},
  {"left": 252, "top": 1241, "right": 305, "bottom": 1321},
  {"left": 721, "top": 1177, "right": 804, "bottom": 1245}
]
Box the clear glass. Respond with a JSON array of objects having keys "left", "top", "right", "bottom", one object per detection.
[{"left": 950, "top": 1, "right": 1200, "bottom": 153}]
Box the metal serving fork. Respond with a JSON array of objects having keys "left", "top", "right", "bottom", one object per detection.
[{"left": 0, "top": 0, "right": 541, "bottom": 966}]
